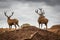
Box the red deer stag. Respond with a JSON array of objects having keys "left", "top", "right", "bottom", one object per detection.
[
  {"left": 4, "top": 11, "right": 19, "bottom": 29},
  {"left": 35, "top": 9, "right": 48, "bottom": 30}
]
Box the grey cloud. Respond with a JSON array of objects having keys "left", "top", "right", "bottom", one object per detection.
[
  {"left": 0, "top": 14, "right": 5, "bottom": 20},
  {"left": 16, "top": 0, "right": 60, "bottom": 6},
  {"left": 0, "top": 0, "right": 60, "bottom": 6},
  {"left": 0, "top": 0, "right": 7, "bottom": 2},
  {"left": 26, "top": 0, "right": 60, "bottom": 6},
  {"left": 0, "top": 1, "right": 13, "bottom": 8}
]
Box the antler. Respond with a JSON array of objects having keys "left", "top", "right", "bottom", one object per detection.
[
  {"left": 43, "top": 10, "right": 45, "bottom": 14},
  {"left": 35, "top": 9, "right": 38, "bottom": 13},
  {"left": 38, "top": 8, "right": 42, "bottom": 10},
  {"left": 4, "top": 11, "right": 8, "bottom": 17},
  {"left": 9, "top": 12, "right": 14, "bottom": 17},
  {"left": 35, "top": 9, "right": 42, "bottom": 15}
]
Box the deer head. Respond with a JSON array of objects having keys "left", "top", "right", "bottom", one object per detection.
[
  {"left": 4, "top": 11, "right": 14, "bottom": 19},
  {"left": 35, "top": 8, "right": 43, "bottom": 14}
]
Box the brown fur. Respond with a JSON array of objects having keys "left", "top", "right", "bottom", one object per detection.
[
  {"left": 38, "top": 16, "right": 48, "bottom": 30},
  {"left": 7, "top": 19, "right": 18, "bottom": 25},
  {"left": 4, "top": 12, "right": 19, "bottom": 29},
  {"left": 35, "top": 9, "right": 48, "bottom": 30}
]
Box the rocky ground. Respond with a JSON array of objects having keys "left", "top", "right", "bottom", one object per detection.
[
  {"left": 48, "top": 25, "right": 60, "bottom": 35},
  {"left": 0, "top": 25, "right": 60, "bottom": 40}
]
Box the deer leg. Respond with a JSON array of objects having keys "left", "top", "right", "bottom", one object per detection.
[
  {"left": 9, "top": 25, "right": 10, "bottom": 28},
  {"left": 41, "top": 24, "right": 42, "bottom": 29},
  {"left": 10, "top": 25, "right": 12, "bottom": 30},
  {"left": 45, "top": 23, "right": 47, "bottom": 30},
  {"left": 9, "top": 25, "right": 11, "bottom": 30},
  {"left": 14, "top": 23, "right": 17, "bottom": 30},
  {"left": 39, "top": 24, "right": 40, "bottom": 28},
  {"left": 17, "top": 24, "right": 19, "bottom": 27},
  {"left": 10, "top": 25, "right": 12, "bottom": 28}
]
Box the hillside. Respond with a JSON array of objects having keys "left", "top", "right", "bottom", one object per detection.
[
  {"left": 0, "top": 28, "right": 14, "bottom": 33},
  {"left": 0, "top": 26, "right": 60, "bottom": 40},
  {"left": 48, "top": 25, "right": 60, "bottom": 35}
]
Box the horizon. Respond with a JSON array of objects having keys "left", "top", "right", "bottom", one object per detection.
[{"left": 0, "top": 0, "right": 60, "bottom": 28}]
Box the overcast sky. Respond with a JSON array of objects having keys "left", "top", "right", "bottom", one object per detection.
[{"left": 0, "top": 0, "right": 60, "bottom": 28}]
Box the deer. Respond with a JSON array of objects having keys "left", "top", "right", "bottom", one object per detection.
[
  {"left": 35, "top": 9, "right": 48, "bottom": 30},
  {"left": 4, "top": 11, "right": 20, "bottom": 30}
]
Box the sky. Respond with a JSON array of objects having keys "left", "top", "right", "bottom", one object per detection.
[{"left": 0, "top": 0, "right": 60, "bottom": 28}]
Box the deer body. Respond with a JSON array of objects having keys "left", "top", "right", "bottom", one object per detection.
[
  {"left": 4, "top": 12, "right": 19, "bottom": 29},
  {"left": 35, "top": 8, "right": 48, "bottom": 30},
  {"left": 38, "top": 17, "right": 48, "bottom": 23},
  {"left": 7, "top": 19, "right": 18, "bottom": 25},
  {"left": 38, "top": 16, "right": 48, "bottom": 29}
]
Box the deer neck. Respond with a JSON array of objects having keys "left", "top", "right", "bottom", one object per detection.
[{"left": 8, "top": 18, "right": 11, "bottom": 20}]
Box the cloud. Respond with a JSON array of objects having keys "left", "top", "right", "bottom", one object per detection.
[
  {"left": 0, "top": 0, "right": 6, "bottom": 2},
  {"left": 0, "top": 0, "right": 60, "bottom": 28},
  {"left": 14, "top": 0, "right": 60, "bottom": 6},
  {"left": 0, "top": 1, "right": 13, "bottom": 9},
  {"left": 0, "top": 0, "right": 60, "bottom": 10},
  {"left": 27, "top": 0, "right": 60, "bottom": 5},
  {"left": 0, "top": 0, "right": 60, "bottom": 6}
]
